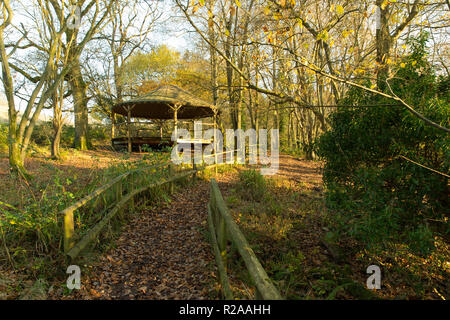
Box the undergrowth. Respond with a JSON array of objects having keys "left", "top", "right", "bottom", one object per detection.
[{"left": 0, "top": 151, "right": 173, "bottom": 292}]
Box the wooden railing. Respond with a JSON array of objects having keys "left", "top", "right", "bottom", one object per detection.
[
  {"left": 60, "top": 147, "right": 282, "bottom": 300},
  {"left": 208, "top": 178, "right": 282, "bottom": 300},
  {"left": 62, "top": 161, "right": 197, "bottom": 259}
]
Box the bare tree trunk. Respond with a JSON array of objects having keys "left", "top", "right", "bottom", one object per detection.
[
  {"left": 51, "top": 125, "right": 62, "bottom": 160},
  {"left": 292, "top": 112, "right": 298, "bottom": 149},
  {"left": 253, "top": 70, "right": 260, "bottom": 132},
  {"left": 51, "top": 88, "right": 63, "bottom": 160},
  {"left": 0, "top": 25, "right": 26, "bottom": 175},
  {"left": 208, "top": 0, "right": 218, "bottom": 107},
  {"left": 306, "top": 111, "right": 314, "bottom": 160},
  {"left": 5, "top": 86, "right": 23, "bottom": 172},
  {"left": 287, "top": 111, "right": 292, "bottom": 149},
  {"left": 113, "top": 56, "right": 123, "bottom": 103},
  {"left": 224, "top": 19, "right": 236, "bottom": 129},
  {"left": 70, "top": 59, "right": 89, "bottom": 150},
  {"left": 236, "top": 74, "right": 243, "bottom": 130},
  {"left": 376, "top": 0, "right": 391, "bottom": 90}
]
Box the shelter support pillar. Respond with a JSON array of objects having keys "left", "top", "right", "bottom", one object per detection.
[
  {"left": 127, "top": 108, "right": 132, "bottom": 153},
  {"left": 173, "top": 108, "right": 178, "bottom": 139},
  {"left": 214, "top": 113, "right": 218, "bottom": 174},
  {"left": 111, "top": 112, "right": 116, "bottom": 139}
]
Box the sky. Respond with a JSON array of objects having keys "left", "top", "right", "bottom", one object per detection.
[{"left": 149, "top": 1, "right": 196, "bottom": 52}]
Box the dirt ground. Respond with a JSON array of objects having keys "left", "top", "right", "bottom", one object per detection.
[
  {"left": 50, "top": 155, "right": 325, "bottom": 300},
  {"left": 222, "top": 155, "right": 448, "bottom": 300},
  {"left": 2, "top": 152, "right": 447, "bottom": 300},
  {"left": 59, "top": 179, "right": 216, "bottom": 300}
]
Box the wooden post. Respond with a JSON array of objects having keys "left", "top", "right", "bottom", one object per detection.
[
  {"left": 111, "top": 112, "right": 116, "bottom": 139},
  {"left": 193, "top": 161, "right": 197, "bottom": 180},
  {"left": 169, "top": 163, "right": 174, "bottom": 194},
  {"left": 116, "top": 181, "right": 123, "bottom": 220},
  {"left": 127, "top": 108, "right": 132, "bottom": 153},
  {"left": 255, "top": 289, "right": 263, "bottom": 300},
  {"left": 173, "top": 107, "right": 178, "bottom": 140},
  {"left": 64, "top": 210, "right": 75, "bottom": 253},
  {"left": 211, "top": 182, "right": 227, "bottom": 267},
  {"left": 217, "top": 211, "right": 227, "bottom": 268},
  {"left": 129, "top": 172, "right": 135, "bottom": 212},
  {"left": 207, "top": 203, "right": 234, "bottom": 300},
  {"left": 214, "top": 114, "right": 218, "bottom": 175}
]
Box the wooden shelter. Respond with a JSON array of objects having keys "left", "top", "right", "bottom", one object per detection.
[{"left": 111, "top": 84, "right": 217, "bottom": 152}]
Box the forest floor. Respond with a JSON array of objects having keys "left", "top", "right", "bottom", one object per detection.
[
  {"left": 221, "top": 155, "right": 448, "bottom": 300},
  {"left": 0, "top": 146, "right": 163, "bottom": 300},
  {"left": 47, "top": 155, "right": 322, "bottom": 300},
  {"left": 1, "top": 150, "right": 448, "bottom": 300},
  {"left": 0, "top": 146, "right": 145, "bottom": 209},
  {"left": 57, "top": 177, "right": 217, "bottom": 300}
]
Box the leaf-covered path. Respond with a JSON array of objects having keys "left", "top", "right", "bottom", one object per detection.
[{"left": 70, "top": 179, "right": 216, "bottom": 300}]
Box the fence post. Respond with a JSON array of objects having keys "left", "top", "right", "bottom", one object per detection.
[
  {"left": 193, "top": 161, "right": 197, "bottom": 180},
  {"left": 217, "top": 212, "right": 227, "bottom": 267},
  {"left": 64, "top": 209, "right": 75, "bottom": 253},
  {"left": 116, "top": 181, "right": 123, "bottom": 220},
  {"left": 211, "top": 184, "right": 227, "bottom": 267},
  {"left": 169, "top": 163, "right": 174, "bottom": 194},
  {"left": 129, "top": 172, "right": 135, "bottom": 212},
  {"left": 207, "top": 202, "right": 234, "bottom": 300}
]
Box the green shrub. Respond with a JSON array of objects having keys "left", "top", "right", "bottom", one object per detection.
[
  {"left": 89, "top": 124, "right": 109, "bottom": 144},
  {"left": 30, "top": 122, "right": 110, "bottom": 148},
  {"left": 315, "top": 34, "right": 448, "bottom": 255},
  {"left": 60, "top": 125, "right": 75, "bottom": 146},
  {"left": 0, "top": 153, "right": 171, "bottom": 274},
  {"left": 30, "top": 122, "right": 53, "bottom": 146},
  {"left": 237, "top": 169, "right": 267, "bottom": 202},
  {"left": 407, "top": 224, "right": 435, "bottom": 256}
]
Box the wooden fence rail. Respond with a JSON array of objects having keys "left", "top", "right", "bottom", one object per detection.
[
  {"left": 66, "top": 169, "right": 196, "bottom": 259},
  {"left": 61, "top": 161, "right": 192, "bottom": 257},
  {"left": 62, "top": 146, "right": 264, "bottom": 261},
  {"left": 208, "top": 178, "right": 282, "bottom": 300}
]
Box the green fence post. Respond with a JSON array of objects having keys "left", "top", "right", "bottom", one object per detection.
[
  {"left": 129, "top": 172, "right": 135, "bottom": 212},
  {"left": 169, "top": 163, "right": 174, "bottom": 194},
  {"left": 64, "top": 209, "right": 75, "bottom": 253}
]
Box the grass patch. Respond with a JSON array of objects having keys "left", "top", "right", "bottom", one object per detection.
[
  {"left": 236, "top": 169, "right": 267, "bottom": 202},
  {"left": 222, "top": 162, "right": 448, "bottom": 300},
  {"left": 222, "top": 166, "right": 386, "bottom": 300},
  {"left": 0, "top": 149, "right": 173, "bottom": 297}
]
